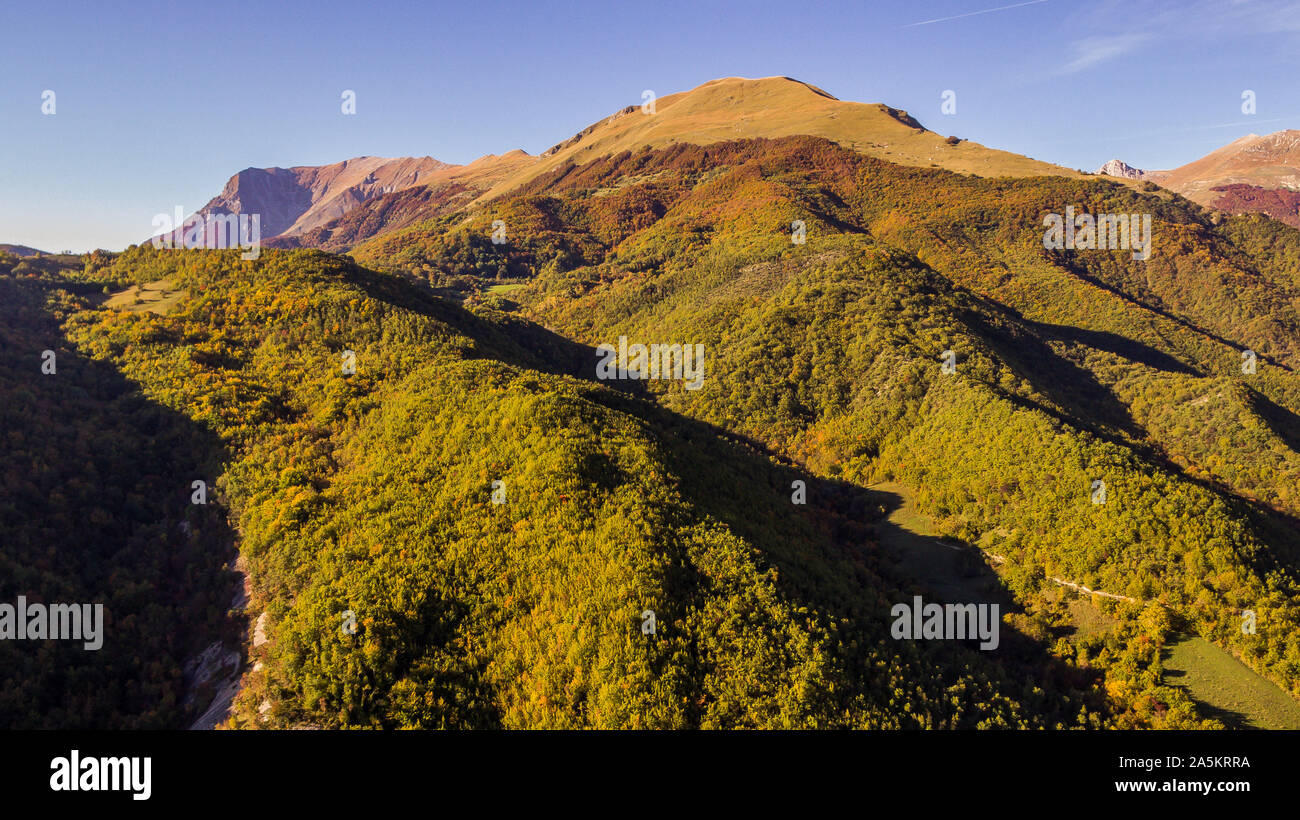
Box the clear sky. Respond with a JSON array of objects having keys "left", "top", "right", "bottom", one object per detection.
[{"left": 3, "top": 0, "right": 1299, "bottom": 252}]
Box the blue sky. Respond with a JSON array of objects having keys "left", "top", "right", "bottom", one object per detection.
[{"left": 3, "top": 0, "right": 1299, "bottom": 252}]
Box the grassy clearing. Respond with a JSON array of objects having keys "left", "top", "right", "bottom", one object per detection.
[
  {"left": 104, "top": 279, "right": 187, "bottom": 314},
  {"left": 1162, "top": 634, "right": 1300, "bottom": 729}
]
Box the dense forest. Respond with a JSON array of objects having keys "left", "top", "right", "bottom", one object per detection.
[
  {"left": 52, "top": 246, "right": 1119, "bottom": 727},
  {"left": 6, "top": 132, "right": 1300, "bottom": 729}
]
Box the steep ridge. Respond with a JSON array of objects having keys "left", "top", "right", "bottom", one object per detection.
[
  {"left": 268, "top": 151, "right": 536, "bottom": 251},
  {"left": 154, "top": 155, "right": 454, "bottom": 244}
]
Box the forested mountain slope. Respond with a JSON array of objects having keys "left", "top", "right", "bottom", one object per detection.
[
  {"left": 350, "top": 135, "right": 1300, "bottom": 712},
  {"left": 56, "top": 247, "right": 1122, "bottom": 728}
]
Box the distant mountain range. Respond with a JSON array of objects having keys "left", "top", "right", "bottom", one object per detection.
[
  {"left": 1097, "top": 130, "right": 1300, "bottom": 226},
  {"left": 166, "top": 79, "right": 1300, "bottom": 256}
]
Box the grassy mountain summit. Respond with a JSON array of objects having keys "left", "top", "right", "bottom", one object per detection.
[
  {"left": 274, "top": 77, "right": 1112, "bottom": 255},
  {"left": 471, "top": 76, "right": 1090, "bottom": 201}
]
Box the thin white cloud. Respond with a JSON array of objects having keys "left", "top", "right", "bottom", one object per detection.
[
  {"left": 1059, "top": 33, "right": 1150, "bottom": 74},
  {"left": 902, "top": 0, "right": 1049, "bottom": 28},
  {"left": 1055, "top": 0, "right": 1300, "bottom": 74}
]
